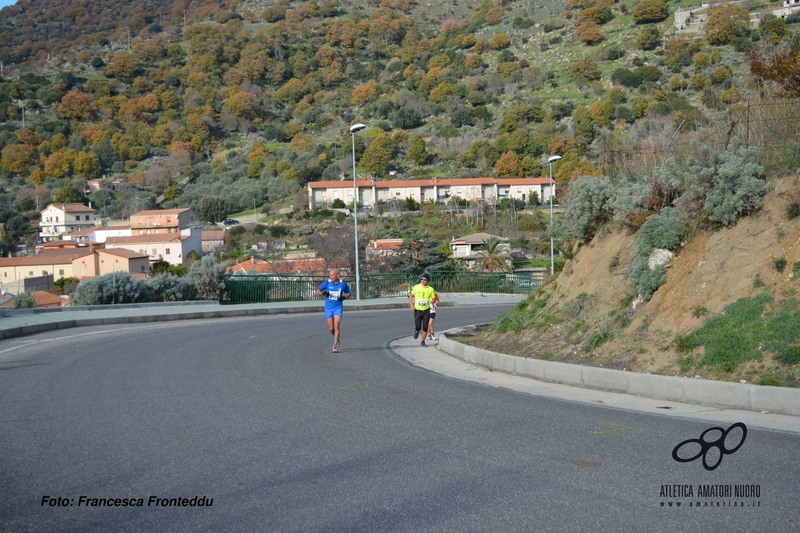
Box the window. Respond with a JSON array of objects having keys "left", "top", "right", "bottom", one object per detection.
[
  {"left": 347, "top": 190, "right": 353, "bottom": 196},
  {"left": 29, "top": 271, "right": 34, "bottom": 276},
  {"left": 165, "top": 248, "right": 170, "bottom": 255},
  {"left": 42, "top": 270, "right": 48, "bottom": 275},
  {"left": 457, "top": 188, "right": 463, "bottom": 194},
  {"left": 3, "top": 272, "right": 7, "bottom": 277},
  {"left": 333, "top": 190, "right": 340, "bottom": 197},
  {"left": 395, "top": 190, "right": 401, "bottom": 196},
  {"left": 59, "top": 269, "right": 64, "bottom": 275},
  {"left": 152, "top": 249, "right": 157, "bottom": 255},
  {"left": 517, "top": 187, "right": 522, "bottom": 192},
  {"left": 141, "top": 266, "right": 146, "bottom": 272},
  {"left": 76, "top": 215, "right": 81, "bottom": 221}
]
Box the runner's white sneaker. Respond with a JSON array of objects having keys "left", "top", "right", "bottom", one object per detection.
[
  {"left": 332, "top": 343, "right": 339, "bottom": 353},
  {"left": 430, "top": 334, "right": 436, "bottom": 340}
]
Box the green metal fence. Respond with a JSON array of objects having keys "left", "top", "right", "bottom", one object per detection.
[{"left": 218, "top": 271, "right": 536, "bottom": 304}]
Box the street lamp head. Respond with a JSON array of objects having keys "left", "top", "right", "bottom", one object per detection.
[
  {"left": 350, "top": 123, "right": 367, "bottom": 134},
  {"left": 548, "top": 155, "right": 562, "bottom": 163}
]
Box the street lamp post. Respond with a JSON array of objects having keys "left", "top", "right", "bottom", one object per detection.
[
  {"left": 350, "top": 123, "right": 367, "bottom": 300},
  {"left": 547, "top": 155, "right": 562, "bottom": 277}
]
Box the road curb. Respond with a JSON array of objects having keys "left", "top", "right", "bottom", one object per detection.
[
  {"left": 438, "top": 328, "right": 800, "bottom": 416},
  {"left": 0, "top": 301, "right": 413, "bottom": 340}
]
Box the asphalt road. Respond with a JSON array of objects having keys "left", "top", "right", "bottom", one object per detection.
[{"left": 1, "top": 306, "right": 799, "bottom": 532}]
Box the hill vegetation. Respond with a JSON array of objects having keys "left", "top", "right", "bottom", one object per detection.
[{"left": 1, "top": 0, "right": 796, "bottom": 238}]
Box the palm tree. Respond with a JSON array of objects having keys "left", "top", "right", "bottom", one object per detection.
[{"left": 474, "top": 236, "right": 513, "bottom": 273}]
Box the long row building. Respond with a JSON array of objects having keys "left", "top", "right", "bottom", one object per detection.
[{"left": 307, "top": 177, "right": 554, "bottom": 209}]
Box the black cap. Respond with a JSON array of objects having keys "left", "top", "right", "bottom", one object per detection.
[{"left": 420, "top": 273, "right": 430, "bottom": 281}]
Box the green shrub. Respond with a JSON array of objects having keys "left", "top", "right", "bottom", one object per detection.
[
  {"left": 775, "top": 257, "right": 787, "bottom": 273},
  {"left": 146, "top": 273, "right": 197, "bottom": 302},
  {"left": 12, "top": 292, "right": 35, "bottom": 309},
  {"left": 633, "top": 0, "right": 668, "bottom": 23},
  {"left": 71, "top": 272, "right": 153, "bottom": 305},
  {"left": 186, "top": 255, "right": 227, "bottom": 300},
  {"left": 637, "top": 207, "right": 687, "bottom": 256},
  {"left": 562, "top": 175, "right": 615, "bottom": 240},
  {"left": 583, "top": 323, "right": 618, "bottom": 351},
  {"left": 611, "top": 68, "right": 643, "bottom": 88},
  {"left": 635, "top": 65, "right": 662, "bottom": 83},
  {"left": 776, "top": 346, "right": 800, "bottom": 365},
  {"left": 636, "top": 27, "right": 661, "bottom": 51},
  {"left": 674, "top": 136, "right": 765, "bottom": 227},
  {"left": 628, "top": 256, "right": 667, "bottom": 300},
  {"left": 787, "top": 203, "right": 800, "bottom": 220}
]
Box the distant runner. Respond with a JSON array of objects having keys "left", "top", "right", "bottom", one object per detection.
[
  {"left": 427, "top": 293, "right": 440, "bottom": 340},
  {"left": 409, "top": 273, "right": 436, "bottom": 347},
  {"left": 316, "top": 268, "right": 351, "bottom": 353}
]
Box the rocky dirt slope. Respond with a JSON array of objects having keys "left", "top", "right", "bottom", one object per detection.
[{"left": 464, "top": 175, "right": 800, "bottom": 386}]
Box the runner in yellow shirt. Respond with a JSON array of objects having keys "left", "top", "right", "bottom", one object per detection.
[{"left": 409, "top": 273, "right": 436, "bottom": 347}]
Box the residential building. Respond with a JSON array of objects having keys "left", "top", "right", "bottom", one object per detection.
[
  {"left": 0, "top": 291, "right": 67, "bottom": 309},
  {"left": 105, "top": 232, "right": 201, "bottom": 265},
  {"left": 366, "top": 239, "right": 405, "bottom": 260},
  {"left": 775, "top": 0, "right": 800, "bottom": 16},
  {"left": 62, "top": 225, "right": 132, "bottom": 244},
  {"left": 228, "top": 257, "right": 335, "bottom": 277},
  {"left": 0, "top": 249, "right": 94, "bottom": 291},
  {"left": 0, "top": 244, "right": 151, "bottom": 294},
  {"left": 130, "top": 208, "right": 199, "bottom": 236},
  {"left": 202, "top": 230, "right": 226, "bottom": 254},
  {"left": 307, "top": 177, "right": 554, "bottom": 209},
  {"left": 449, "top": 232, "right": 511, "bottom": 270},
  {"left": 365, "top": 239, "right": 405, "bottom": 271},
  {"left": 99, "top": 249, "right": 150, "bottom": 276},
  {"left": 39, "top": 203, "right": 97, "bottom": 242}
]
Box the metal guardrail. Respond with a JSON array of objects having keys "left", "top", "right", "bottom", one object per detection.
[{"left": 218, "top": 272, "right": 536, "bottom": 304}]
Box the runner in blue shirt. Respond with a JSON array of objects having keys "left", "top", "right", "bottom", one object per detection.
[{"left": 316, "top": 268, "right": 351, "bottom": 353}]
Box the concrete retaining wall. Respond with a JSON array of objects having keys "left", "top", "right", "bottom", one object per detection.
[{"left": 438, "top": 330, "right": 800, "bottom": 416}]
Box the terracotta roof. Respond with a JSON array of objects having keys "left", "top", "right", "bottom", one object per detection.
[
  {"left": 369, "top": 239, "right": 404, "bottom": 250},
  {"left": 98, "top": 248, "right": 149, "bottom": 259},
  {"left": 106, "top": 234, "right": 184, "bottom": 245},
  {"left": 308, "top": 177, "right": 552, "bottom": 188},
  {"left": 228, "top": 257, "right": 345, "bottom": 276},
  {"left": 202, "top": 231, "right": 226, "bottom": 240},
  {"left": 36, "top": 247, "right": 95, "bottom": 256},
  {"left": 39, "top": 239, "right": 94, "bottom": 248},
  {"left": 0, "top": 291, "right": 66, "bottom": 308},
  {"left": 450, "top": 232, "right": 509, "bottom": 245},
  {"left": 62, "top": 227, "right": 98, "bottom": 236},
  {"left": 131, "top": 208, "right": 192, "bottom": 216},
  {"left": 0, "top": 250, "right": 94, "bottom": 266},
  {"left": 44, "top": 203, "right": 96, "bottom": 213}
]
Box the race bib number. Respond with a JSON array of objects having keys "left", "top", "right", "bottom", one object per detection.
[
  {"left": 417, "top": 298, "right": 428, "bottom": 307},
  {"left": 328, "top": 290, "right": 341, "bottom": 300}
]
